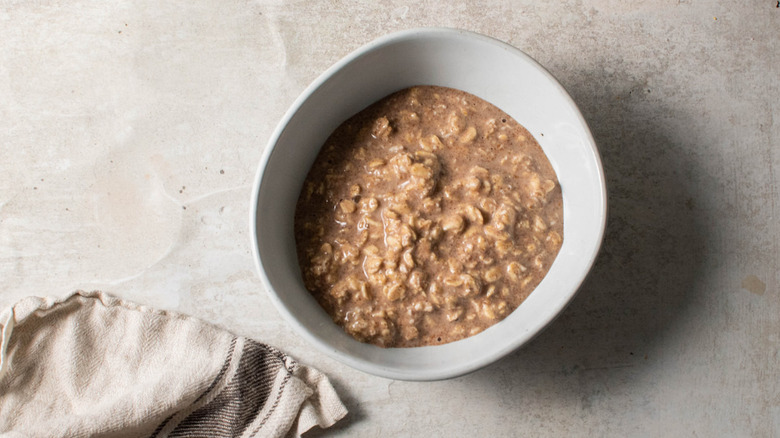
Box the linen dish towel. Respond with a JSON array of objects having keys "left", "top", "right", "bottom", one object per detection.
[{"left": 0, "top": 290, "right": 347, "bottom": 438}]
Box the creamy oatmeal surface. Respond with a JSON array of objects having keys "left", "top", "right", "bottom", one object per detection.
[{"left": 294, "top": 86, "right": 563, "bottom": 347}]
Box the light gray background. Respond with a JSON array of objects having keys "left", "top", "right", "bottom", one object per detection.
[{"left": 1, "top": 1, "right": 778, "bottom": 436}]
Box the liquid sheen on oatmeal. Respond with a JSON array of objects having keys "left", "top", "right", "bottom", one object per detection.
[{"left": 295, "top": 86, "right": 563, "bottom": 348}]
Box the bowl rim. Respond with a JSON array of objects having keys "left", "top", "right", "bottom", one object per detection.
[{"left": 250, "top": 27, "right": 607, "bottom": 380}]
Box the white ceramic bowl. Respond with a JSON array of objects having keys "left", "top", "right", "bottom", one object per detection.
[{"left": 250, "top": 28, "right": 606, "bottom": 381}]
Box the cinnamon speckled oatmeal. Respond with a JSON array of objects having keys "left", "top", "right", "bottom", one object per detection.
[{"left": 294, "top": 86, "right": 563, "bottom": 347}]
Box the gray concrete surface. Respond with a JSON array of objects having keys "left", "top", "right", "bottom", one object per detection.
[{"left": 1, "top": 1, "right": 778, "bottom": 436}]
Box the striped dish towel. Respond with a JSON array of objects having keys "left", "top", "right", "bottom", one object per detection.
[{"left": 0, "top": 291, "right": 347, "bottom": 438}]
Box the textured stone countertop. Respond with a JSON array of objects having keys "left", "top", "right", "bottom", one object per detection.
[{"left": 1, "top": 1, "right": 778, "bottom": 436}]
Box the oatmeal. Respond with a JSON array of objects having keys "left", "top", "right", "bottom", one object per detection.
[{"left": 294, "top": 86, "right": 563, "bottom": 348}]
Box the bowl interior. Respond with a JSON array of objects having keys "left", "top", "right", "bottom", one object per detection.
[{"left": 252, "top": 29, "right": 606, "bottom": 380}]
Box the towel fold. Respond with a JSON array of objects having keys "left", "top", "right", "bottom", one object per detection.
[{"left": 0, "top": 291, "right": 347, "bottom": 438}]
